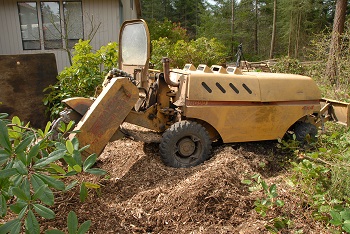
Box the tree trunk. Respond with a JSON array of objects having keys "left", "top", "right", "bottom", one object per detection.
[
  {"left": 254, "top": 0, "right": 258, "bottom": 55},
  {"left": 269, "top": 0, "right": 277, "bottom": 59},
  {"left": 325, "top": 0, "right": 347, "bottom": 85},
  {"left": 231, "top": 0, "right": 235, "bottom": 59}
]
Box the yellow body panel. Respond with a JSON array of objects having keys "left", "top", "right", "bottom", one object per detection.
[
  {"left": 184, "top": 102, "right": 321, "bottom": 142},
  {"left": 179, "top": 70, "right": 322, "bottom": 143},
  {"left": 69, "top": 78, "right": 139, "bottom": 156}
]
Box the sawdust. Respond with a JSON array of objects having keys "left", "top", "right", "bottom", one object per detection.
[{"left": 38, "top": 135, "right": 329, "bottom": 233}]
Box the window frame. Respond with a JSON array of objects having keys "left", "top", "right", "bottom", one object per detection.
[
  {"left": 17, "top": 0, "right": 84, "bottom": 51},
  {"left": 17, "top": 2, "right": 41, "bottom": 50}
]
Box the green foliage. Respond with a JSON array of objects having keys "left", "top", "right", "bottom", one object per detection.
[
  {"left": 270, "top": 56, "right": 304, "bottom": 75},
  {"left": 44, "top": 40, "right": 118, "bottom": 119},
  {"left": 151, "top": 37, "right": 228, "bottom": 69},
  {"left": 282, "top": 122, "right": 350, "bottom": 232},
  {"left": 242, "top": 174, "right": 285, "bottom": 217},
  {"left": 148, "top": 19, "right": 188, "bottom": 42},
  {"left": 305, "top": 18, "right": 350, "bottom": 102},
  {"left": 329, "top": 207, "right": 350, "bottom": 233},
  {"left": 0, "top": 114, "right": 105, "bottom": 233},
  {"left": 46, "top": 211, "right": 91, "bottom": 234},
  {"left": 243, "top": 174, "right": 288, "bottom": 233}
]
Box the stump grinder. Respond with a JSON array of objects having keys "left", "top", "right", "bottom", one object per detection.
[{"left": 59, "top": 19, "right": 350, "bottom": 168}]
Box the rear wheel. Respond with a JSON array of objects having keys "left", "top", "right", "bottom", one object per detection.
[
  {"left": 159, "top": 121, "right": 212, "bottom": 168},
  {"left": 294, "top": 122, "right": 318, "bottom": 144}
]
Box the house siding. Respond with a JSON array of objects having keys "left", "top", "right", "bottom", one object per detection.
[{"left": 0, "top": 0, "right": 140, "bottom": 72}]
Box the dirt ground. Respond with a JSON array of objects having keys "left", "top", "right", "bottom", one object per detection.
[{"left": 41, "top": 126, "right": 329, "bottom": 234}]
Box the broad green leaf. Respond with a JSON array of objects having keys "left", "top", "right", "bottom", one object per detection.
[
  {"left": 269, "top": 184, "right": 277, "bottom": 195},
  {"left": 73, "top": 150, "right": 82, "bottom": 166},
  {"left": 21, "top": 178, "right": 31, "bottom": 199},
  {"left": 85, "top": 168, "right": 106, "bottom": 176},
  {"left": 0, "top": 120, "right": 11, "bottom": 151},
  {"left": 27, "top": 143, "right": 40, "bottom": 165},
  {"left": 0, "top": 168, "right": 17, "bottom": 179},
  {"left": 343, "top": 220, "right": 350, "bottom": 233},
  {"left": 31, "top": 174, "right": 45, "bottom": 191},
  {"left": 12, "top": 187, "right": 30, "bottom": 201},
  {"left": 68, "top": 211, "right": 78, "bottom": 234},
  {"left": 84, "top": 182, "right": 100, "bottom": 189},
  {"left": 330, "top": 210, "right": 342, "bottom": 226},
  {"left": 49, "top": 163, "right": 66, "bottom": 174},
  {"left": 16, "top": 151, "right": 26, "bottom": 165},
  {"left": 0, "top": 219, "right": 21, "bottom": 233},
  {"left": 65, "top": 180, "right": 78, "bottom": 191},
  {"left": 65, "top": 171, "right": 78, "bottom": 176},
  {"left": 44, "top": 121, "right": 52, "bottom": 135},
  {"left": 45, "top": 230, "right": 65, "bottom": 234},
  {"left": 0, "top": 194, "right": 7, "bottom": 217},
  {"left": 12, "top": 116, "right": 21, "bottom": 126},
  {"left": 33, "top": 204, "right": 55, "bottom": 219},
  {"left": 261, "top": 180, "right": 268, "bottom": 192},
  {"left": 73, "top": 165, "right": 82, "bottom": 173},
  {"left": 10, "top": 201, "right": 28, "bottom": 214},
  {"left": 77, "top": 220, "right": 91, "bottom": 234},
  {"left": 14, "top": 160, "right": 28, "bottom": 175},
  {"left": 34, "top": 149, "right": 66, "bottom": 168},
  {"left": 63, "top": 155, "right": 78, "bottom": 168},
  {"left": 25, "top": 210, "right": 40, "bottom": 234},
  {"left": 0, "top": 149, "right": 11, "bottom": 164},
  {"left": 80, "top": 182, "right": 88, "bottom": 202},
  {"left": 15, "top": 135, "right": 34, "bottom": 154},
  {"left": 32, "top": 184, "right": 54, "bottom": 206},
  {"left": 79, "top": 145, "right": 90, "bottom": 152},
  {"left": 341, "top": 208, "right": 350, "bottom": 221},
  {"left": 67, "top": 121, "right": 75, "bottom": 132},
  {"left": 66, "top": 140, "right": 74, "bottom": 154},
  {"left": 83, "top": 153, "right": 97, "bottom": 171},
  {"left": 34, "top": 173, "right": 65, "bottom": 191},
  {"left": 71, "top": 137, "right": 79, "bottom": 150},
  {"left": 9, "top": 219, "right": 21, "bottom": 234}
]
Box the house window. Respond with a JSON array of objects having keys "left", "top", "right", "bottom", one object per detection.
[
  {"left": 63, "top": 1, "right": 84, "bottom": 48},
  {"left": 130, "top": 0, "right": 133, "bottom": 10},
  {"left": 18, "top": 2, "right": 41, "bottom": 50},
  {"left": 17, "top": 1, "right": 83, "bottom": 50},
  {"left": 119, "top": 0, "right": 124, "bottom": 26},
  {"left": 41, "top": 2, "right": 62, "bottom": 49}
]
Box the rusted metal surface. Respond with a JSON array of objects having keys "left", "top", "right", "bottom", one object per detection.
[{"left": 0, "top": 54, "right": 57, "bottom": 129}]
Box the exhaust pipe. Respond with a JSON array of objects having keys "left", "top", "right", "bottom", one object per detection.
[{"left": 162, "top": 57, "right": 179, "bottom": 87}]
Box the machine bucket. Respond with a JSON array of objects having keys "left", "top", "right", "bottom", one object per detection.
[
  {"left": 69, "top": 77, "right": 139, "bottom": 156},
  {"left": 321, "top": 98, "right": 350, "bottom": 127}
]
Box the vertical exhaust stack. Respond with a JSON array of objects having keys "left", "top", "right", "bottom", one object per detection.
[{"left": 162, "top": 57, "right": 180, "bottom": 87}]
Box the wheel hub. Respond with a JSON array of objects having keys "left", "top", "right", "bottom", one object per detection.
[{"left": 178, "top": 138, "right": 196, "bottom": 157}]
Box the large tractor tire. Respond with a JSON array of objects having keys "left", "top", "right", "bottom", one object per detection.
[
  {"left": 294, "top": 122, "right": 318, "bottom": 144},
  {"left": 159, "top": 121, "right": 212, "bottom": 168}
]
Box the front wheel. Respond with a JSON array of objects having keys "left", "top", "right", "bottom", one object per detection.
[{"left": 159, "top": 121, "right": 212, "bottom": 168}]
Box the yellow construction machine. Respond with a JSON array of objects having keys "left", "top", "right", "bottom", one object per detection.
[{"left": 60, "top": 19, "right": 350, "bottom": 168}]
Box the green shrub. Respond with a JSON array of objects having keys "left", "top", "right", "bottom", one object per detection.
[
  {"left": 270, "top": 56, "right": 304, "bottom": 75},
  {"left": 0, "top": 113, "right": 105, "bottom": 233},
  {"left": 44, "top": 40, "right": 118, "bottom": 120},
  {"left": 151, "top": 37, "right": 228, "bottom": 69}
]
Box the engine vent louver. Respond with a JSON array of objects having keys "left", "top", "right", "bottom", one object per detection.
[
  {"left": 201, "top": 82, "right": 253, "bottom": 95},
  {"left": 201, "top": 82, "right": 212, "bottom": 93}
]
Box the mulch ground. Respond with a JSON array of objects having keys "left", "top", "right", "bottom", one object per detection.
[{"left": 39, "top": 127, "right": 329, "bottom": 233}]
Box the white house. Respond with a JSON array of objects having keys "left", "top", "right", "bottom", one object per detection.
[{"left": 0, "top": 0, "right": 141, "bottom": 71}]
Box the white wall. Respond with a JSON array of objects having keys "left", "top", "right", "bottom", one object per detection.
[{"left": 0, "top": 0, "right": 139, "bottom": 72}]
